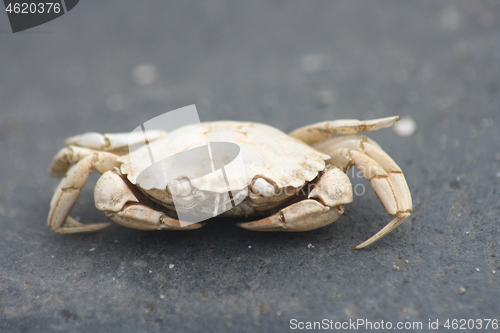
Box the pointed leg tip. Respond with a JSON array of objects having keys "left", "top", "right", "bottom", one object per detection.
[
  {"left": 351, "top": 242, "right": 368, "bottom": 250},
  {"left": 351, "top": 213, "right": 411, "bottom": 249},
  {"left": 163, "top": 221, "right": 205, "bottom": 230},
  {"left": 186, "top": 222, "right": 205, "bottom": 230},
  {"left": 237, "top": 221, "right": 268, "bottom": 231},
  {"left": 236, "top": 221, "right": 265, "bottom": 229},
  {"left": 237, "top": 215, "right": 284, "bottom": 231},
  {"left": 50, "top": 221, "right": 114, "bottom": 234}
]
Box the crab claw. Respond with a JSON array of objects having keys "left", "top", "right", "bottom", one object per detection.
[
  {"left": 239, "top": 166, "right": 352, "bottom": 232},
  {"left": 238, "top": 200, "right": 344, "bottom": 232}
]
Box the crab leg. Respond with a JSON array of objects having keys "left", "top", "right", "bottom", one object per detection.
[
  {"left": 64, "top": 130, "right": 167, "bottom": 152},
  {"left": 314, "top": 135, "right": 412, "bottom": 249},
  {"left": 94, "top": 171, "right": 203, "bottom": 231},
  {"left": 289, "top": 116, "right": 400, "bottom": 145},
  {"left": 49, "top": 146, "right": 101, "bottom": 176},
  {"left": 50, "top": 130, "right": 167, "bottom": 176},
  {"left": 238, "top": 166, "right": 353, "bottom": 232},
  {"left": 48, "top": 152, "right": 121, "bottom": 234}
]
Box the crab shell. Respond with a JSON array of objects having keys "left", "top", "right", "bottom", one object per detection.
[{"left": 118, "top": 121, "right": 330, "bottom": 215}]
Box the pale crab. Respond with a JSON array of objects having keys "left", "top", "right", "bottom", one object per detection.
[{"left": 48, "top": 116, "right": 412, "bottom": 249}]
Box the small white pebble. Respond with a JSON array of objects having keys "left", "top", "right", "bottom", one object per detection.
[
  {"left": 405, "top": 260, "right": 409, "bottom": 263},
  {"left": 480, "top": 118, "right": 493, "bottom": 128},
  {"left": 315, "top": 90, "right": 336, "bottom": 107},
  {"left": 439, "top": 134, "right": 448, "bottom": 150},
  {"left": 457, "top": 213, "right": 461, "bottom": 217},
  {"left": 393, "top": 117, "right": 417, "bottom": 137},
  {"left": 465, "top": 231, "right": 469, "bottom": 235},
  {"left": 160, "top": 295, "right": 165, "bottom": 299},
  {"left": 168, "top": 264, "right": 175, "bottom": 269},
  {"left": 441, "top": 7, "right": 462, "bottom": 30},
  {"left": 149, "top": 270, "right": 153, "bottom": 273},
  {"left": 442, "top": 117, "right": 450, "bottom": 128},
  {"left": 106, "top": 94, "right": 125, "bottom": 112},
  {"left": 476, "top": 268, "right": 480, "bottom": 272},
  {"left": 89, "top": 248, "right": 95, "bottom": 252},
  {"left": 458, "top": 286, "right": 466, "bottom": 294},
  {"left": 301, "top": 53, "right": 324, "bottom": 73},
  {"left": 132, "top": 63, "right": 158, "bottom": 86},
  {"left": 393, "top": 68, "right": 409, "bottom": 84},
  {"left": 6, "top": 180, "right": 17, "bottom": 190},
  {"left": 64, "top": 65, "right": 86, "bottom": 87},
  {"left": 407, "top": 91, "right": 419, "bottom": 104},
  {"left": 248, "top": 245, "right": 252, "bottom": 249},
  {"left": 492, "top": 270, "right": 496, "bottom": 274},
  {"left": 307, "top": 243, "right": 314, "bottom": 248}
]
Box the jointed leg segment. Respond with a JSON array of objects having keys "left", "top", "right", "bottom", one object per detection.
[
  {"left": 289, "top": 116, "right": 400, "bottom": 145},
  {"left": 314, "top": 135, "right": 412, "bottom": 249},
  {"left": 63, "top": 130, "right": 167, "bottom": 152},
  {"left": 47, "top": 130, "right": 176, "bottom": 234},
  {"left": 48, "top": 151, "right": 121, "bottom": 234}
]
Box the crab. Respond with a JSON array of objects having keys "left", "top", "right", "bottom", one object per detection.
[{"left": 48, "top": 116, "right": 412, "bottom": 249}]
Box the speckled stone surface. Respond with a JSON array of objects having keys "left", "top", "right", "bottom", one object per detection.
[{"left": 1, "top": 1, "right": 499, "bottom": 332}]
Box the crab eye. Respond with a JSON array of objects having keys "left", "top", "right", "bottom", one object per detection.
[
  {"left": 251, "top": 177, "right": 276, "bottom": 197},
  {"left": 167, "top": 178, "right": 192, "bottom": 197}
]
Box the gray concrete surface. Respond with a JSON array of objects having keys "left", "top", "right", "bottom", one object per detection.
[{"left": 1, "top": 1, "right": 499, "bottom": 332}]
